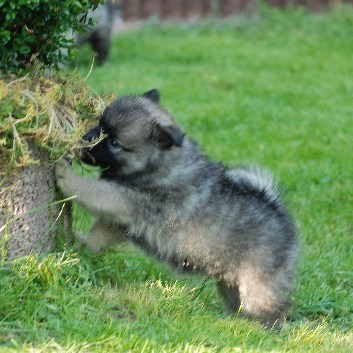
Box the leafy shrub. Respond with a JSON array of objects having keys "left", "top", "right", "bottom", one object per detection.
[{"left": 0, "top": 0, "right": 102, "bottom": 74}]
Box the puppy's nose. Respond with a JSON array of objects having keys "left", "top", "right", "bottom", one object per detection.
[{"left": 82, "top": 126, "right": 101, "bottom": 141}]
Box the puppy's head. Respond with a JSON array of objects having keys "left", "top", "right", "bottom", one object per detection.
[{"left": 81, "top": 89, "right": 185, "bottom": 177}]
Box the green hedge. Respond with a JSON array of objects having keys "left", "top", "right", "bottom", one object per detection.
[{"left": 0, "top": 0, "right": 102, "bottom": 74}]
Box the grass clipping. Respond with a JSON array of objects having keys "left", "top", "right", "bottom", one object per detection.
[{"left": 0, "top": 73, "right": 112, "bottom": 174}]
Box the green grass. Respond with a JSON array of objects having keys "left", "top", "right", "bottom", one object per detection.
[{"left": 1, "top": 5, "right": 353, "bottom": 352}]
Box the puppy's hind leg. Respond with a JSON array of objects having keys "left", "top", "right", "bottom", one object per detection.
[
  {"left": 217, "top": 279, "right": 241, "bottom": 315},
  {"left": 237, "top": 264, "right": 292, "bottom": 329},
  {"left": 77, "top": 219, "right": 127, "bottom": 253}
]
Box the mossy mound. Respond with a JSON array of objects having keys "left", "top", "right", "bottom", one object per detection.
[
  {"left": 0, "top": 72, "right": 113, "bottom": 258},
  {"left": 0, "top": 72, "right": 113, "bottom": 174}
]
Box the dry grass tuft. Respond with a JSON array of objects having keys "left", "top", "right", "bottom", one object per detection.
[{"left": 0, "top": 72, "right": 114, "bottom": 173}]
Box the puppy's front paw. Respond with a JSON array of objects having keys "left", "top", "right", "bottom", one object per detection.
[
  {"left": 55, "top": 158, "right": 71, "bottom": 178},
  {"left": 55, "top": 159, "right": 76, "bottom": 196}
]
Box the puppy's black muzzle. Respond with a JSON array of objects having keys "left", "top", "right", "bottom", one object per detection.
[
  {"left": 81, "top": 125, "right": 102, "bottom": 165},
  {"left": 82, "top": 125, "right": 101, "bottom": 142}
]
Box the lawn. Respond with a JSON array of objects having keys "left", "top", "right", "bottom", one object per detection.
[{"left": 1, "top": 4, "right": 353, "bottom": 352}]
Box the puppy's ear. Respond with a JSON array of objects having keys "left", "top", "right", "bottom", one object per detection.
[
  {"left": 143, "top": 89, "right": 160, "bottom": 104},
  {"left": 151, "top": 123, "right": 185, "bottom": 150}
]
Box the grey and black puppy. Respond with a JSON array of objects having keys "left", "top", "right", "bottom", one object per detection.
[{"left": 55, "top": 89, "right": 298, "bottom": 328}]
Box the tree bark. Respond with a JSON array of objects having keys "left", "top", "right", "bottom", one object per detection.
[{"left": 0, "top": 143, "right": 72, "bottom": 259}]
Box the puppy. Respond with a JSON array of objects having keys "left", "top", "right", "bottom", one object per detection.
[{"left": 56, "top": 89, "right": 298, "bottom": 328}]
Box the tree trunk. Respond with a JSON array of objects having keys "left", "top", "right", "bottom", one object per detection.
[{"left": 0, "top": 143, "right": 72, "bottom": 259}]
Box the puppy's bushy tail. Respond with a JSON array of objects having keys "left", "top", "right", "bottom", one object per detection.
[{"left": 226, "top": 166, "right": 280, "bottom": 204}]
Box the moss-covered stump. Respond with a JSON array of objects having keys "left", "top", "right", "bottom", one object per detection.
[
  {"left": 0, "top": 143, "right": 72, "bottom": 259},
  {"left": 0, "top": 73, "right": 111, "bottom": 259}
]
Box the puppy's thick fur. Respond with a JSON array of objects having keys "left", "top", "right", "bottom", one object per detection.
[{"left": 56, "top": 89, "right": 298, "bottom": 328}]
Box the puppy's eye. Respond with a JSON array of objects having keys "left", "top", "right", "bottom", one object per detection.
[
  {"left": 108, "top": 138, "right": 132, "bottom": 152},
  {"left": 109, "top": 138, "right": 120, "bottom": 148}
]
